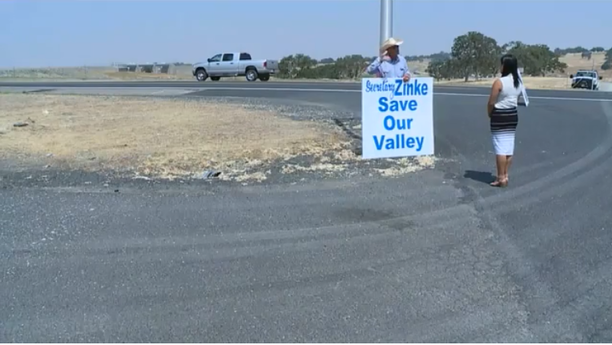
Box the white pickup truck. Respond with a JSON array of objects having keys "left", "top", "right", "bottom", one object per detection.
[
  {"left": 192, "top": 52, "right": 279, "bottom": 82},
  {"left": 569, "top": 70, "right": 603, "bottom": 90}
]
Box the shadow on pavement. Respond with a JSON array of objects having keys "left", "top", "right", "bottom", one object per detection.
[{"left": 463, "top": 170, "right": 495, "bottom": 184}]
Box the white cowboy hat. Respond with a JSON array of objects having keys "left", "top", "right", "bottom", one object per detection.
[{"left": 380, "top": 37, "right": 404, "bottom": 53}]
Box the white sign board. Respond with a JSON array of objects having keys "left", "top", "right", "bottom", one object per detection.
[
  {"left": 361, "top": 77, "right": 435, "bottom": 159},
  {"left": 521, "top": 85, "right": 530, "bottom": 107},
  {"left": 517, "top": 68, "right": 529, "bottom": 107}
]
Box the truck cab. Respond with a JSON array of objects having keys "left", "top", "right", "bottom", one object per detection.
[
  {"left": 569, "top": 70, "right": 603, "bottom": 90},
  {"left": 192, "top": 52, "right": 279, "bottom": 82}
]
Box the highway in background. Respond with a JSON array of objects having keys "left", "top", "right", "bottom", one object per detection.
[{"left": 1, "top": 79, "right": 611, "bottom": 100}]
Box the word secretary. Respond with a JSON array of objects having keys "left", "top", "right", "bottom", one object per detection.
[{"left": 364, "top": 78, "right": 429, "bottom": 97}]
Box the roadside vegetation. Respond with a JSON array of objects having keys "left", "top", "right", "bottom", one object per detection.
[
  {"left": 274, "top": 31, "right": 611, "bottom": 83},
  {"left": 0, "top": 31, "right": 609, "bottom": 89}
]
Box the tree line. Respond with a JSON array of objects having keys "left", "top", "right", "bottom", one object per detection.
[
  {"left": 603, "top": 48, "right": 612, "bottom": 70},
  {"left": 555, "top": 46, "right": 606, "bottom": 54},
  {"left": 425, "top": 33, "right": 572, "bottom": 81},
  {"left": 274, "top": 31, "right": 609, "bottom": 80}
]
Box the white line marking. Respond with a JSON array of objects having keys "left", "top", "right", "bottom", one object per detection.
[
  {"left": 527, "top": 95, "right": 612, "bottom": 102},
  {"left": 199, "top": 87, "right": 612, "bottom": 102},
  {"left": 436, "top": 85, "right": 612, "bottom": 94},
  {"left": 201, "top": 87, "right": 358, "bottom": 93},
  {"left": 436, "top": 92, "right": 612, "bottom": 102}
]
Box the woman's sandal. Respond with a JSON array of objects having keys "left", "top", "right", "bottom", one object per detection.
[{"left": 490, "top": 177, "right": 508, "bottom": 187}]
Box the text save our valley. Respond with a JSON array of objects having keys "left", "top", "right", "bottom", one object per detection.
[{"left": 365, "top": 78, "right": 430, "bottom": 153}]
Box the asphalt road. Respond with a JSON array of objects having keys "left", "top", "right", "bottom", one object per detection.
[
  {"left": 2, "top": 81, "right": 612, "bottom": 342},
  {"left": 1, "top": 79, "right": 612, "bottom": 100}
]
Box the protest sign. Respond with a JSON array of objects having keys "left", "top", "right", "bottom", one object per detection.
[{"left": 361, "top": 77, "right": 435, "bottom": 159}]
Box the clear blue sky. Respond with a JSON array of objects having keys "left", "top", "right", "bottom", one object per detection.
[{"left": 1, "top": 0, "right": 609, "bottom": 68}]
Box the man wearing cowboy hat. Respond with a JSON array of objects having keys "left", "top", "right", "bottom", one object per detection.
[{"left": 366, "top": 37, "right": 411, "bottom": 82}]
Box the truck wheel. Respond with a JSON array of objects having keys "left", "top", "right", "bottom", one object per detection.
[
  {"left": 259, "top": 74, "right": 270, "bottom": 82},
  {"left": 196, "top": 69, "right": 208, "bottom": 82},
  {"left": 210, "top": 77, "right": 221, "bottom": 81},
  {"left": 245, "top": 68, "right": 258, "bottom": 82}
]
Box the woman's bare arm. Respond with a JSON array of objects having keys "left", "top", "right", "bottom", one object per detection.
[{"left": 487, "top": 79, "right": 502, "bottom": 116}]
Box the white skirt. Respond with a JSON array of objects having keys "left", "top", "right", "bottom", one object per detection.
[
  {"left": 492, "top": 131, "right": 515, "bottom": 155},
  {"left": 490, "top": 106, "right": 518, "bottom": 156}
]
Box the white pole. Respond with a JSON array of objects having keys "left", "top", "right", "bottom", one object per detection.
[{"left": 380, "top": 0, "right": 393, "bottom": 48}]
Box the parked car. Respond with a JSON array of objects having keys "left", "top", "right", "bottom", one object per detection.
[
  {"left": 192, "top": 52, "right": 279, "bottom": 82},
  {"left": 570, "top": 70, "right": 603, "bottom": 90}
]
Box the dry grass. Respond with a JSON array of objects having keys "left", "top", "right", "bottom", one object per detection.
[
  {"left": 0, "top": 65, "right": 196, "bottom": 81},
  {"left": 560, "top": 52, "right": 611, "bottom": 78},
  {"left": 103, "top": 72, "right": 193, "bottom": 80},
  {"left": 406, "top": 59, "right": 432, "bottom": 76},
  {"left": 436, "top": 76, "right": 575, "bottom": 90},
  {"left": 0, "top": 94, "right": 351, "bottom": 180},
  {"left": 375, "top": 156, "right": 436, "bottom": 177},
  {"left": 0, "top": 66, "right": 116, "bottom": 80}
]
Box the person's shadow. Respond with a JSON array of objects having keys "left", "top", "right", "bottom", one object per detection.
[{"left": 463, "top": 170, "right": 495, "bottom": 184}]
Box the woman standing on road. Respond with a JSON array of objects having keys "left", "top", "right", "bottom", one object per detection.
[{"left": 487, "top": 54, "right": 523, "bottom": 187}]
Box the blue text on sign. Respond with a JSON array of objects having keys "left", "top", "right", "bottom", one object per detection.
[
  {"left": 361, "top": 77, "right": 434, "bottom": 158},
  {"left": 373, "top": 134, "right": 425, "bottom": 152},
  {"left": 383, "top": 115, "right": 413, "bottom": 130},
  {"left": 378, "top": 97, "right": 418, "bottom": 112},
  {"left": 364, "top": 79, "right": 430, "bottom": 97}
]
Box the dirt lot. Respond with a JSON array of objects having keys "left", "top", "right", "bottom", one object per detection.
[{"left": 0, "top": 94, "right": 359, "bottom": 181}]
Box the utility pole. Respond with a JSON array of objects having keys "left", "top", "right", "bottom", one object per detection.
[{"left": 379, "top": 0, "right": 393, "bottom": 48}]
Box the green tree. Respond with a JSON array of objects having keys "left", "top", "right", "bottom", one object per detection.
[
  {"left": 277, "top": 55, "right": 298, "bottom": 78},
  {"left": 315, "top": 64, "right": 342, "bottom": 79},
  {"left": 555, "top": 46, "right": 589, "bottom": 55},
  {"left": 429, "top": 51, "right": 451, "bottom": 62},
  {"left": 591, "top": 47, "right": 606, "bottom": 52},
  {"left": 426, "top": 60, "right": 446, "bottom": 80},
  {"left": 602, "top": 48, "right": 612, "bottom": 70},
  {"left": 426, "top": 58, "right": 462, "bottom": 80},
  {"left": 334, "top": 55, "right": 368, "bottom": 79},
  {"left": 277, "top": 54, "right": 318, "bottom": 79},
  {"left": 504, "top": 41, "right": 567, "bottom": 76},
  {"left": 278, "top": 54, "right": 368, "bottom": 79},
  {"left": 450, "top": 31, "right": 501, "bottom": 81}
]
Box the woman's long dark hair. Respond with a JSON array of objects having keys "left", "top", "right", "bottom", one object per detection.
[{"left": 500, "top": 54, "right": 521, "bottom": 88}]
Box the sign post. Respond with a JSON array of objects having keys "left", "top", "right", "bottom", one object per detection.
[
  {"left": 361, "top": 77, "right": 435, "bottom": 159},
  {"left": 379, "top": 0, "right": 393, "bottom": 47}
]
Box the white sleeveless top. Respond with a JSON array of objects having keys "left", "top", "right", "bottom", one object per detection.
[{"left": 495, "top": 74, "right": 523, "bottom": 109}]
